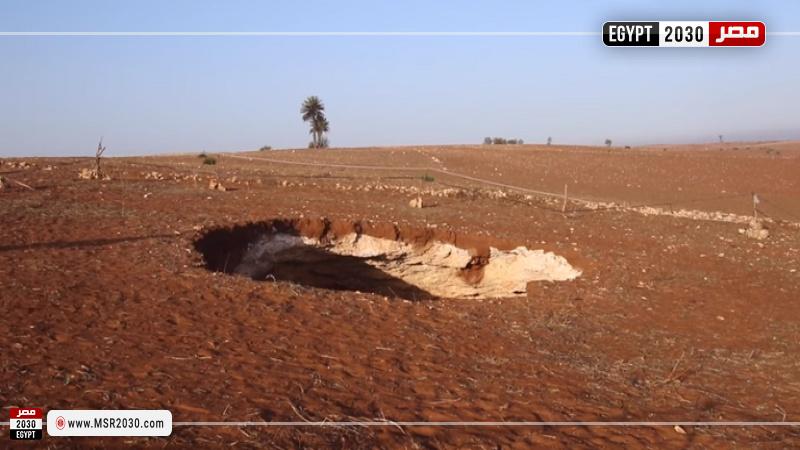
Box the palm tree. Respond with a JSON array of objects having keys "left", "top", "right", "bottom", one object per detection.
[
  {"left": 301, "top": 96, "right": 328, "bottom": 148},
  {"left": 304, "top": 115, "right": 330, "bottom": 148},
  {"left": 311, "top": 114, "right": 330, "bottom": 142},
  {"left": 306, "top": 116, "right": 330, "bottom": 148}
]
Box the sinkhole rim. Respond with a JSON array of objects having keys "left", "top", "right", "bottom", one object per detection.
[{"left": 194, "top": 217, "right": 581, "bottom": 300}]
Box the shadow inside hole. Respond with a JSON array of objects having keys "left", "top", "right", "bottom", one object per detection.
[
  {"left": 194, "top": 221, "right": 446, "bottom": 301},
  {"left": 253, "top": 246, "right": 437, "bottom": 301}
]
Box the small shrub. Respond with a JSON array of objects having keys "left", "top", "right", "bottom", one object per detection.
[
  {"left": 421, "top": 173, "right": 435, "bottom": 182},
  {"left": 259, "top": 145, "right": 272, "bottom": 151},
  {"left": 486, "top": 137, "right": 522, "bottom": 145},
  {"left": 203, "top": 156, "right": 217, "bottom": 165},
  {"left": 198, "top": 152, "right": 207, "bottom": 158}
]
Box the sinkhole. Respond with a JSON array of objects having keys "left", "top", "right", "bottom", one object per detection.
[{"left": 194, "top": 218, "right": 580, "bottom": 300}]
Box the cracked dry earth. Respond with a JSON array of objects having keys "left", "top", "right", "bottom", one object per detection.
[{"left": 1, "top": 144, "right": 800, "bottom": 449}]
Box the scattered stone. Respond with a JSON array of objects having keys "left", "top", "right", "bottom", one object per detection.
[
  {"left": 487, "top": 189, "right": 508, "bottom": 199},
  {"left": 144, "top": 171, "right": 165, "bottom": 180},
  {"left": 208, "top": 180, "right": 227, "bottom": 191},
  {"left": 7, "top": 161, "right": 33, "bottom": 169},
  {"left": 0, "top": 176, "right": 8, "bottom": 189},
  {"left": 739, "top": 219, "right": 769, "bottom": 240},
  {"left": 78, "top": 168, "right": 110, "bottom": 180},
  {"left": 409, "top": 196, "right": 425, "bottom": 208}
]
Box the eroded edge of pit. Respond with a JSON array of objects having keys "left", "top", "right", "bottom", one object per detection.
[{"left": 193, "top": 217, "right": 581, "bottom": 299}]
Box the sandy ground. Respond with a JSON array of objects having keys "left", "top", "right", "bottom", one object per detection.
[{"left": 1, "top": 143, "right": 799, "bottom": 448}]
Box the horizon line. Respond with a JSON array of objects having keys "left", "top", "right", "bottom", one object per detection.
[{"left": 3, "top": 139, "right": 797, "bottom": 159}]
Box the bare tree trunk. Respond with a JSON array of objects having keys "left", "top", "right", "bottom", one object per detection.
[{"left": 95, "top": 138, "right": 106, "bottom": 176}]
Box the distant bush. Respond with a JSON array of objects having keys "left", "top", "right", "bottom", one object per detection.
[
  {"left": 605, "top": 139, "right": 613, "bottom": 147},
  {"left": 198, "top": 152, "right": 207, "bottom": 158},
  {"left": 202, "top": 156, "right": 217, "bottom": 165},
  {"left": 421, "top": 173, "right": 435, "bottom": 182},
  {"left": 486, "top": 137, "right": 523, "bottom": 145},
  {"left": 259, "top": 145, "right": 272, "bottom": 151},
  {"left": 547, "top": 137, "right": 552, "bottom": 145}
]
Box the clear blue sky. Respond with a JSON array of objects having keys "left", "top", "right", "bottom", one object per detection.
[{"left": 1, "top": 0, "right": 799, "bottom": 156}]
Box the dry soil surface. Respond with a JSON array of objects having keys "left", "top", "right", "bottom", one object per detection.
[{"left": 1, "top": 143, "right": 800, "bottom": 448}]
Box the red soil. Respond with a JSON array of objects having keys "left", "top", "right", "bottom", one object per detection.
[{"left": 1, "top": 143, "right": 799, "bottom": 448}]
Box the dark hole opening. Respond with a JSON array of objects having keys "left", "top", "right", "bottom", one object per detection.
[{"left": 194, "top": 222, "right": 436, "bottom": 301}]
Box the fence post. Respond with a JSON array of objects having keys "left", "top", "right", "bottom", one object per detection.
[{"left": 752, "top": 192, "right": 759, "bottom": 221}]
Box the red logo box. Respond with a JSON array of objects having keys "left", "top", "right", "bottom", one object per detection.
[
  {"left": 709, "top": 21, "right": 766, "bottom": 46},
  {"left": 10, "top": 408, "right": 43, "bottom": 419}
]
